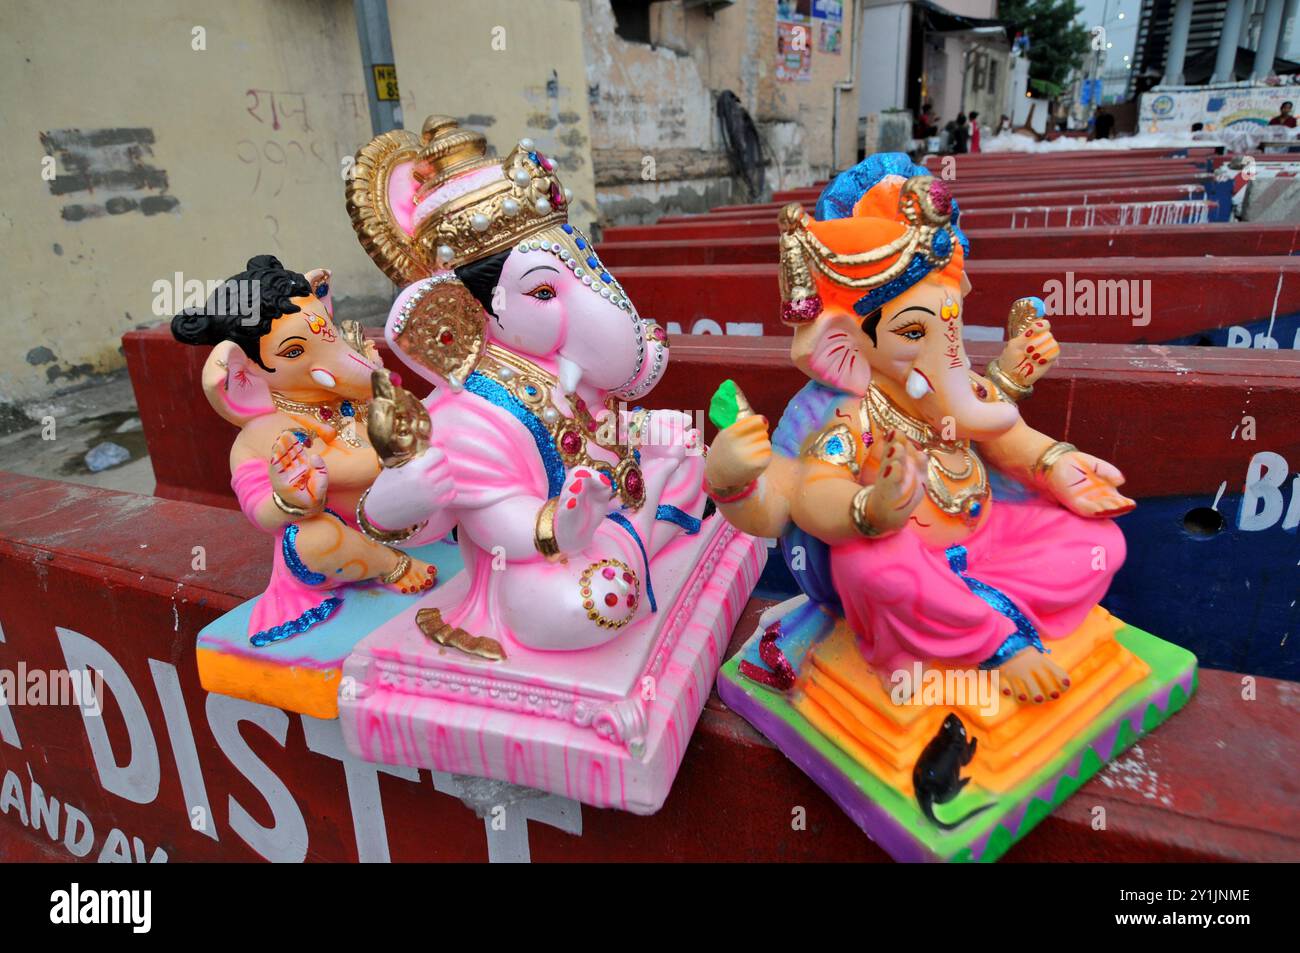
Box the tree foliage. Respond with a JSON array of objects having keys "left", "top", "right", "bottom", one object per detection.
[{"left": 999, "top": 0, "right": 1092, "bottom": 95}]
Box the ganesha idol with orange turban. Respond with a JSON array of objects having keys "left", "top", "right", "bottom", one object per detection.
[{"left": 709, "top": 154, "right": 1196, "bottom": 862}]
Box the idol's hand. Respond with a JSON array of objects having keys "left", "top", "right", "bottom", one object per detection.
[
  {"left": 999, "top": 317, "right": 1059, "bottom": 390},
  {"left": 366, "top": 445, "right": 457, "bottom": 530},
  {"left": 864, "top": 429, "right": 926, "bottom": 533},
  {"left": 268, "top": 430, "right": 328, "bottom": 518},
  {"left": 1045, "top": 451, "right": 1135, "bottom": 518},
  {"left": 705, "top": 415, "right": 772, "bottom": 491}
]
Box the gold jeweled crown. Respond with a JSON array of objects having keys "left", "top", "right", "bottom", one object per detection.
[{"left": 347, "top": 115, "right": 574, "bottom": 282}]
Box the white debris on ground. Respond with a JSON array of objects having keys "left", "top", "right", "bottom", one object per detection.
[
  {"left": 1098, "top": 743, "right": 1175, "bottom": 807},
  {"left": 981, "top": 131, "right": 1212, "bottom": 154}
]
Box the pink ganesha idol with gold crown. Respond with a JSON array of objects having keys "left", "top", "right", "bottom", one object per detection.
[
  {"left": 709, "top": 154, "right": 1197, "bottom": 861},
  {"left": 331, "top": 116, "right": 766, "bottom": 813}
]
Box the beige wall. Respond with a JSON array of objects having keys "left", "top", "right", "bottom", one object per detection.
[{"left": 1, "top": 0, "right": 596, "bottom": 407}]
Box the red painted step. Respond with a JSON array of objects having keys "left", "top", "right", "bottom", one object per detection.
[
  {"left": 0, "top": 471, "right": 1295, "bottom": 862},
  {"left": 611, "top": 258, "right": 1298, "bottom": 341},
  {"left": 595, "top": 223, "right": 1300, "bottom": 267},
  {"left": 123, "top": 328, "right": 1300, "bottom": 507},
  {"left": 658, "top": 184, "right": 1211, "bottom": 223}
]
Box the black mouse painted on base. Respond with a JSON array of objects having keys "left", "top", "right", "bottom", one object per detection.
[{"left": 913, "top": 714, "right": 994, "bottom": 831}]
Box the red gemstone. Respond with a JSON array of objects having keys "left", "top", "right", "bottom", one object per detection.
[
  {"left": 604, "top": 593, "right": 618, "bottom": 607},
  {"left": 319, "top": 407, "right": 333, "bottom": 419},
  {"left": 586, "top": 420, "right": 597, "bottom": 432},
  {"left": 439, "top": 330, "right": 455, "bottom": 345},
  {"left": 625, "top": 468, "right": 644, "bottom": 498},
  {"left": 602, "top": 567, "right": 616, "bottom": 580},
  {"left": 560, "top": 431, "right": 582, "bottom": 454},
  {"left": 622, "top": 571, "right": 633, "bottom": 583},
  {"left": 626, "top": 594, "right": 635, "bottom": 607}
]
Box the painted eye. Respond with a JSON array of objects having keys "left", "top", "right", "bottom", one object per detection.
[
  {"left": 893, "top": 324, "right": 926, "bottom": 341},
  {"left": 314, "top": 282, "right": 329, "bottom": 299},
  {"left": 279, "top": 346, "right": 305, "bottom": 359},
  {"left": 526, "top": 284, "right": 556, "bottom": 301}
]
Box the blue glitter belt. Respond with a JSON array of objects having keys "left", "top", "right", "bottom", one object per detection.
[{"left": 944, "top": 544, "right": 1045, "bottom": 669}]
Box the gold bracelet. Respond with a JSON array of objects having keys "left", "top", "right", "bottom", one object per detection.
[
  {"left": 849, "top": 485, "right": 884, "bottom": 538},
  {"left": 1033, "top": 441, "right": 1078, "bottom": 480},
  {"left": 986, "top": 359, "right": 1032, "bottom": 402},
  {"left": 272, "top": 490, "right": 319, "bottom": 518},
  {"left": 534, "top": 496, "right": 562, "bottom": 560},
  {"left": 355, "top": 487, "right": 427, "bottom": 543},
  {"left": 378, "top": 546, "right": 412, "bottom": 586}
]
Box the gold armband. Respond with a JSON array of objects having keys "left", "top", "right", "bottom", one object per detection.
[
  {"left": 806, "top": 423, "right": 861, "bottom": 475},
  {"left": 986, "top": 359, "right": 1032, "bottom": 402},
  {"left": 849, "top": 485, "right": 884, "bottom": 538},
  {"left": 534, "top": 496, "right": 562, "bottom": 560},
  {"left": 356, "top": 487, "right": 427, "bottom": 543},
  {"left": 1033, "top": 441, "right": 1078, "bottom": 480}
]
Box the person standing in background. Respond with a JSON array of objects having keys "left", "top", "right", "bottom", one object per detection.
[
  {"left": 952, "top": 114, "right": 970, "bottom": 154},
  {"left": 969, "top": 111, "right": 981, "bottom": 153},
  {"left": 1268, "top": 101, "right": 1296, "bottom": 128}
]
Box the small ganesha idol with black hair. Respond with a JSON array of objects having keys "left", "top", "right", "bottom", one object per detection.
[
  {"left": 174, "top": 256, "right": 457, "bottom": 717},
  {"left": 708, "top": 154, "right": 1197, "bottom": 861},
  {"left": 330, "top": 116, "right": 766, "bottom": 813}
]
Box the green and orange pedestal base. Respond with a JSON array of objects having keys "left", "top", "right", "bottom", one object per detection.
[{"left": 716, "top": 599, "right": 1197, "bottom": 862}]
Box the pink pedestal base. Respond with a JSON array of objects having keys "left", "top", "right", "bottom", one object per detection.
[{"left": 339, "top": 517, "right": 766, "bottom": 814}]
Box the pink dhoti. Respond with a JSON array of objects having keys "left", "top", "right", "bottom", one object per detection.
[{"left": 830, "top": 496, "right": 1125, "bottom": 672}]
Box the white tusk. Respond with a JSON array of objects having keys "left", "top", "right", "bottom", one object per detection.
[
  {"left": 311, "top": 368, "right": 337, "bottom": 388},
  {"left": 905, "top": 369, "right": 932, "bottom": 400},
  {"left": 557, "top": 354, "right": 583, "bottom": 394}
]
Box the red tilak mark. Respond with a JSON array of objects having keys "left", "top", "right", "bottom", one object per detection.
[
  {"left": 827, "top": 331, "right": 848, "bottom": 340},
  {"left": 738, "top": 622, "right": 796, "bottom": 691},
  {"left": 570, "top": 480, "right": 584, "bottom": 493},
  {"left": 566, "top": 498, "right": 577, "bottom": 509}
]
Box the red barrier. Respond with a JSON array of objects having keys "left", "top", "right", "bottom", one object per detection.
[
  {"left": 717, "top": 173, "right": 1210, "bottom": 212},
  {"left": 595, "top": 223, "right": 1300, "bottom": 267},
  {"left": 602, "top": 205, "right": 1223, "bottom": 241},
  {"left": 669, "top": 185, "right": 1212, "bottom": 224},
  {"left": 124, "top": 328, "right": 1300, "bottom": 507},
  {"left": 0, "top": 471, "right": 1296, "bottom": 862},
  {"left": 611, "top": 258, "right": 1299, "bottom": 341}
]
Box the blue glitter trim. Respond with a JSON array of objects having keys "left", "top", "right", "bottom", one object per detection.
[
  {"left": 249, "top": 596, "right": 342, "bottom": 647},
  {"left": 853, "top": 252, "right": 935, "bottom": 316},
  {"left": 655, "top": 504, "right": 701, "bottom": 535},
  {"left": 605, "top": 512, "right": 656, "bottom": 612},
  {"left": 944, "top": 544, "right": 1045, "bottom": 669},
  {"left": 283, "top": 524, "right": 326, "bottom": 585},
  {"left": 981, "top": 631, "right": 1041, "bottom": 669},
  {"left": 464, "top": 371, "right": 564, "bottom": 499}
]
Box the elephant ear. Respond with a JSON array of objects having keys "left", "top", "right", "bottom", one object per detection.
[
  {"left": 385, "top": 274, "right": 487, "bottom": 393},
  {"left": 790, "top": 311, "right": 872, "bottom": 396},
  {"left": 202, "top": 341, "right": 275, "bottom": 427}
]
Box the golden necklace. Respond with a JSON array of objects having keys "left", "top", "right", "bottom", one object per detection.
[
  {"left": 271, "top": 393, "right": 369, "bottom": 448},
  {"left": 476, "top": 345, "right": 646, "bottom": 510},
  {"left": 863, "top": 384, "right": 989, "bottom": 522}
]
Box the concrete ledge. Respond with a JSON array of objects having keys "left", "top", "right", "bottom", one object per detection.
[{"left": 0, "top": 472, "right": 1295, "bottom": 862}]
